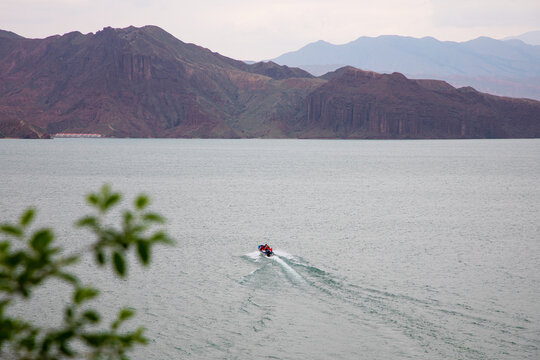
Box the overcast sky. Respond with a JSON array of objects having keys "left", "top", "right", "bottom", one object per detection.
[{"left": 1, "top": 0, "right": 539, "bottom": 60}]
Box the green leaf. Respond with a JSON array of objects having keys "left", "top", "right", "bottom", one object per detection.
[
  {"left": 59, "top": 343, "right": 75, "bottom": 356},
  {"left": 119, "top": 307, "right": 135, "bottom": 321},
  {"left": 76, "top": 216, "right": 98, "bottom": 228},
  {"left": 95, "top": 250, "right": 106, "bottom": 265},
  {"left": 113, "top": 251, "right": 126, "bottom": 276},
  {"left": 131, "top": 224, "right": 148, "bottom": 235},
  {"left": 151, "top": 231, "right": 174, "bottom": 245},
  {"left": 41, "top": 336, "right": 53, "bottom": 353},
  {"left": 20, "top": 208, "right": 35, "bottom": 227},
  {"left": 101, "top": 183, "right": 111, "bottom": 195},
  {"left": 123, "top": 211, "right": 134, "bottom": 226},
  {"left": 135, "top": 195, "right": 149, "bottom": 210},
  {"left": 57, "top": 272, "right": 79, "bottom": 285},
  {"left": 81, "top": 333, "right": 104, "bottom": 347},
  {"left": 150, "top": 231, "right": 166, "bottom": 242},
  {"left": 0, "top": 224, "right": 23, "bottom": 237},
  {"left": 99, "top": 229, "right": 117, "bottom": 244},
  {"left": 65, "top": 306, "right": 74, "bottom": 320},
  {"left": 133, "top": 327, "right": 148, "bottom": 344},
  {"left": 112, "top": 308, "right": 136, "bottom": 330},
  {"left": 55, "top": 329, "right": 75, "bottom": 342},
  {"left": 143, "top": 212, "right": 165, "bottom": 224},
  {"left": 30, "top": 229, "right": 54, "bottom": 253},
  {"left": 60, "top": 255, "right": 79, "bottom": 266},
  {"left": 5, "top": 251, "right": 25, "bottom": 268},
  {"left": 87, "top": 193, "right": 99, "bottom": 206},
  {"left": 83, "top": 310, "right": 100, "bottom": 324},
  {"left": 19, "top": 330, "right": 38, "bottom": 351},
  {"left": 20, "top": 285, "right": 29, "bottom": 297},
  {"left": 0, "top": 299, "right": 12, "bottom": 309},
  {"left": 74, "top": 287, "right": 99, "bottom": 304},
  {"left": 136, "top": 240, "right": 150, "bottom": 265},
  {"left": 0, "top": 241, "right": 10, "bottom": 253},
  {"left": 0, "top": 280, "right": 14, "bottom": 293},
  {"left": 103, "top": 193, "right": 121, "bottom": 212}
]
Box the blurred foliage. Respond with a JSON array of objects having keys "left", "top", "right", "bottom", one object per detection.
[{"left": 0, "top": 185, "right": 173, "bottom": 360}]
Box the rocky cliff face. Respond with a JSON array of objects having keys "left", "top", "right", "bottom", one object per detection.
[
  {"left": 0, "top": 120, "right": 49, "bottom": 139},
  {"left": 0, "top": 26, "right": 539, "bottom": 139},
  {"left": 300, "top": 68, "right": 540, "bottom": 138},
  {"left": 0, "top": 26, "right": 314, "bottom": 138}
]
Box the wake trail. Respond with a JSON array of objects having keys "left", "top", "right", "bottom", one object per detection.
[
  {"left": 244, "top": 251, "right": 262, "bottom": 261},
  {"left": 273, "top": 255, "right": 306, "bottom": 285}
]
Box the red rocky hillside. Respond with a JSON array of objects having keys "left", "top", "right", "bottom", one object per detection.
[{"left": 0, "top": 26, "right": 539, "bottom": 139}]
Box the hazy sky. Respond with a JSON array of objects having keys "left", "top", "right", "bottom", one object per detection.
[{"left": 1, "top": 0, "right": 539, "bottom": 60}]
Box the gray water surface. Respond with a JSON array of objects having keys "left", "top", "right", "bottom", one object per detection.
[{"left": 1, "top": 139, "right": 539, "bottom": 359}]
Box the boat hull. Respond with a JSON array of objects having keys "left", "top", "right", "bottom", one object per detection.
[{"left": 258, "top": 245, "right": 274, "bottom": 257}]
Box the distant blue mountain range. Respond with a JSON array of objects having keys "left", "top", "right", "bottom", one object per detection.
[
  {"left": 272, "top": 35, "right": 540, "bottom": 100},
  {"left": 503, "top": 30, "right": 540, "bottom": 45}
]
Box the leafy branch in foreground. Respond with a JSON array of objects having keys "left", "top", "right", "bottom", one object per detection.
[{"left": 0, "top": 185, "right": 173, "bottom": 360}]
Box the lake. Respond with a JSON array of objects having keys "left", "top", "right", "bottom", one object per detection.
[{"left": 1, "top": 138, "right": 539, "bottom": 359}]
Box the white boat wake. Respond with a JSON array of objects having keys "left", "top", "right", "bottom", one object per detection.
[
  {"left": 242, "top": 249, "right": 306, "bottom": 285},
  {"left": 272, "top": 255, "right": 306, "bottom": 284}
]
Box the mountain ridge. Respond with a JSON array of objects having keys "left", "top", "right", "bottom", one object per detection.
[
  {"left": 1, "top": 26, "right": 539, "bottom": 139},
  {"left": 272, "top": 34, "right": 540, "bottom": 100},
  {"left": 301, "top": 67, "right": 539, "bottom": 139},
  {"left": 502, "top": 30, "right": 540, "bottom": 46}
]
